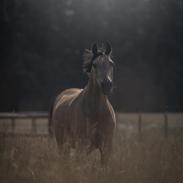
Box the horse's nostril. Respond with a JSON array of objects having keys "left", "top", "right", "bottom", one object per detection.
[
  {"left": 107, "top": 79, "right": 112, "bottom": 86},
  {"left": 101, "top": 79, "right": 112, "bottom": 88}
]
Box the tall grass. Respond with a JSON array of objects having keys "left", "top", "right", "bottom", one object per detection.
[{"left": 0, "top": 131, "right": 183, "bottom": 183}]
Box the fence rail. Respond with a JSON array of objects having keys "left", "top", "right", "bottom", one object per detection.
[
  {"left": 0, "top": 112, "right": 183, "bottom": 137},
  {"left": 0, "top": 112, "right": 48, "bottom": 136},
  {"left": 0, "top": 112, "right": 48, "bottom": 118}
]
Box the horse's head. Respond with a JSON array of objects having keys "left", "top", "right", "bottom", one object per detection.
[{"left": 83, "top": 42, "right": 114, "bottom": 95}]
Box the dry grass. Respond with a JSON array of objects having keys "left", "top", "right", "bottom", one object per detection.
[{"left": 0, "top": 121, "right": 183, "bottom": 183}]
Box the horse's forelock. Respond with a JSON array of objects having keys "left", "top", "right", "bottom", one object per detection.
[{"left": 82, "top": 48, "right": 106, "bottom": 73}]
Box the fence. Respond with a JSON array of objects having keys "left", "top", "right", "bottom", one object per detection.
[
  {"left": 0, "top": 112, "right": 48, "bottom": 136},
  {"left": 0, "top": 112, "right": 183, "bottom": 137}
]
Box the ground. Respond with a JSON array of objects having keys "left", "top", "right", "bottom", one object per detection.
[{"left": 0, "top": 115, "right": 183, "bottom": 183}]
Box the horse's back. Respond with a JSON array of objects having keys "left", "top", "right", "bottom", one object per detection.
[
  {"left": 55, "top": 88, "right": 81, "bottom": 106},
  {"left": 52, "top": 88, "right": 82, "bottom": 119}
]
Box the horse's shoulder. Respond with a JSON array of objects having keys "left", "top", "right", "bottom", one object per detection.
[{"left": 105, "top": 99, "right": 116, "bottom": 124}]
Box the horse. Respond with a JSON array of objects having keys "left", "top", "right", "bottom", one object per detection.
[{"left": 49, "top": 42, "right": 116, "bottom": 165}]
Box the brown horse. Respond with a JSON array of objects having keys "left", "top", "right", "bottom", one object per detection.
[{"left": 49, "top": 42, "right": 116, "bottom": 165}]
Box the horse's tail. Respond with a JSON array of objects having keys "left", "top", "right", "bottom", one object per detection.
[{"left": 48, "top": 103, "right": 54, "bottom": 137}]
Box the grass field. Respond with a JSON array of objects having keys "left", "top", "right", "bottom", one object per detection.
[{"left": 0, "top": 115, "right": 183, "bottom": 183}]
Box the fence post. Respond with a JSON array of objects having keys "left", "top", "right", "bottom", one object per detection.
[
  {"left": 138, "top": 113, "right": 142, "bottom": 140},
  {"left": 11, "top": 118, "right": 15, "bottom": 134},
  {"left": 164, "top": 112, "right": 168, "bottom": 138},
  {"left": 32, "top": 118, "right": 37, "bottom": 134}
]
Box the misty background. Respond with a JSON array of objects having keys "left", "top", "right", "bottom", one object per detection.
[{"left": 0, "top": 0, "right": 183, "bottom": 112}]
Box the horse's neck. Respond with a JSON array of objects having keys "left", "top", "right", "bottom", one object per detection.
[{"left": 83, "top": 75, "right": 107, "bottom": 117}]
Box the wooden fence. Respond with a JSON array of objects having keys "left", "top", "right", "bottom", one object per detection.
[
  {"left": 0, "top": 112, "right": 183, "bottom": 137},
  {"left": 0, "top": 112, "right": 48, "bottom": 136}
]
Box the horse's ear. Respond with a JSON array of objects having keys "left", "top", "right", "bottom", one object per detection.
[
  {"left": 105, "top": 41, "right": 112, "bottom": 55},
  {"left": 92, "top": 43, "right": 98, "bottom": 55}
]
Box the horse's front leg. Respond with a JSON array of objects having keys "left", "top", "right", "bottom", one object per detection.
[
  {"left": 56, "top": 128, "right": 71, "bottom": 163},
  {"left": 99, "top": 139, "right": 112, "bottom": 168}
]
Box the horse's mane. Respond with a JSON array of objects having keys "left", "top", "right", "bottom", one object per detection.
[
  {"left": 82, "top": 49, "right": 93, "bottom": 73},
  {"left": 82, "top": 48, "right": 105, "bottom": 73}
]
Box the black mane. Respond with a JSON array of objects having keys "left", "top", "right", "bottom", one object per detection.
[{"left": 82, "top": 48, "right": 105, "bottom": 73}]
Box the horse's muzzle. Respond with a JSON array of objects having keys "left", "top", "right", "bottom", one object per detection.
[{"left": 101, "top": 79, "right": 113, "bottom": 95}]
